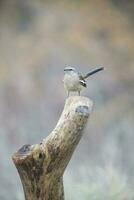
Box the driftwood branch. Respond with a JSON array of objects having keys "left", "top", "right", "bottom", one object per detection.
[{"left": 12, "top": 96, "right": 93, "bottom": 200}]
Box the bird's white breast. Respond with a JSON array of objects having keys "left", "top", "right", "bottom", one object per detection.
[{"left": 63, "top": 72, "right": 82, "bottom": 91}]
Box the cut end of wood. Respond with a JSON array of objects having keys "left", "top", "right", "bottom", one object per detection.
[
  {"left": 62, "top": 96, "right": 93, "bottom": 119},
  {"left": 12, "top": 144, "right": 43, "bottom": 165},
  {"left": 54, "top": 96, "right": 93, "bottom": 131},
  {"left": 12, "top": 144, "right": 32, "bottom": 160}
]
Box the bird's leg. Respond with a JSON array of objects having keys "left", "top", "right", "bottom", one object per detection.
[{"left": 78, "top": 91, "right": 80, "bottom": 96}]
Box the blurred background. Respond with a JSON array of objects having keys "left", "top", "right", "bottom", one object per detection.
[{"left": 0, "top": 0, "right": 134, "bottom": 199}]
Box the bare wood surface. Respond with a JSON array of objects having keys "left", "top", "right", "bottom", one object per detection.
[{"left": 12, "top": 96, "right": 93, "bottom": 200}]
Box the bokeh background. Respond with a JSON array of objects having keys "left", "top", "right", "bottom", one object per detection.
[{"left": 0, "top": 0, "right": 134, "bottom": 199}]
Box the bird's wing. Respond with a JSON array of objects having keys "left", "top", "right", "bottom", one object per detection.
[{"left": 78, "top": 74, "right": 87, "bottom": 88}]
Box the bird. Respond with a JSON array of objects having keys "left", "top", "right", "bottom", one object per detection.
[{"left": 63, "top": 66, "right": 104, "bottom": 96}]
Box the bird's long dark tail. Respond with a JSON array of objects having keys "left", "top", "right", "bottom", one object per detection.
[{"left": 84, "top": 67, "right": 104, "bottom": 79}]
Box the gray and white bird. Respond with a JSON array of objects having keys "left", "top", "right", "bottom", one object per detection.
[{"left": 63, "top": 66, "right": 104, "bottom": 96}]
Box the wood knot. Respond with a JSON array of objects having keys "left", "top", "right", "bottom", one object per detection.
[{"left": 75, "top": 105, "right": 89, "bottom": 116}]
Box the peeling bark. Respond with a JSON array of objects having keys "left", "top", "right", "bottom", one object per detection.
[{"left": 12, "top": 96, "right": 93, "bottom": 200}]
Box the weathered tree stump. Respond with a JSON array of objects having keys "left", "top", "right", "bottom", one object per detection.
[{"left": 12, "top": 96, "right": 93, "bottom": 200}]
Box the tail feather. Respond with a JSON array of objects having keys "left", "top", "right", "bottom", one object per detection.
[{"left": 84, "top": 67, "right": 104, "bottom": 79}]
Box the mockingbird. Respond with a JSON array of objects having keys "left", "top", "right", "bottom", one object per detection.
[{"left": 63, "top": 66, "right": 104, "bottom": 96}]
